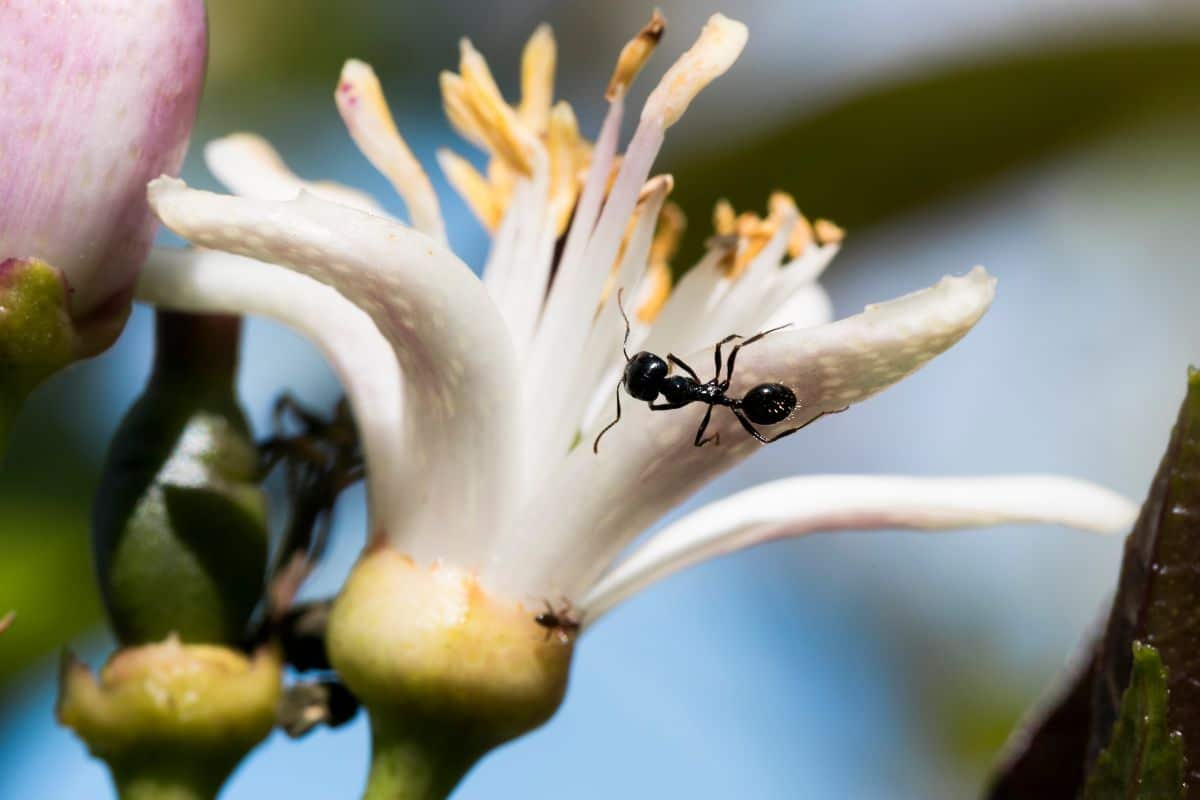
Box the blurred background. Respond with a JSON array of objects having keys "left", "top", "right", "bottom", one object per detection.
[{"left": 3, "top": 0, "right": 1200, "bottom": 797}]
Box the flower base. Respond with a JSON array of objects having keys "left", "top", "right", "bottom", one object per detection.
[
  {"left": 57, "top": 637, "right": 281, "bottom": 800},
  {"left": 327, "top": 548, "right": 574, "bottom": 799}
]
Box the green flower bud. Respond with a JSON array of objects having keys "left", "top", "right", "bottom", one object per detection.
[
  {"left": 92, "top": 312, "right": 268, "bottom": 646},
  {"left": 58, "top": 638, "right": 282, "bottom": 800}
]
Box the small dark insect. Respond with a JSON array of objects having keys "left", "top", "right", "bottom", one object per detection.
[
  {"left": 593, "top": 290, "right": 830, "bottom": 453},
  {"left": 534, "top": 600, "right": 582, "bottom": 644},
  {"left": 257, "top": 395, "right": 364, "bottom": 621}
]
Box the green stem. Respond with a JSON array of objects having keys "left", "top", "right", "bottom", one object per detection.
[
  {"left": 0, "top": 378, "right": 21, "bottom": 457},
  {"left": 152, "top": 311, "right": 242, "bottom": 390},
  {"left": 365, "top": 715, "right": 486, "bottom": 800},
  {"left": 111, "top": 764, "right": 223, "bottom": 800}
]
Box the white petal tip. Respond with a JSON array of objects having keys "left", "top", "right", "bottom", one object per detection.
[
  {"left": 341, "top": 58, "right": 372, "bottom": 78},
  {"left": 643, "top": 14, "right": 748, "bottom": 128},
  {"left": 147, "top": 175, "right": 186, "bottom": 200}
]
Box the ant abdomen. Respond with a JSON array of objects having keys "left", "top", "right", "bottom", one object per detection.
[{"left": 741, "top": 383, "right": 797, "bottom": 425}]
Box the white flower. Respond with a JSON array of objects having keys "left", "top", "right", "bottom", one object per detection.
[{"left": 137, "top": 14, "right": 1135, "bottom": 633}]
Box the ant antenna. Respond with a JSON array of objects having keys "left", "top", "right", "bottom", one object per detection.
[
  {"left": 617, "top": 288, "right": 632, "bottom": 361},
  {"left": 592, "top": 381, "right": 622, "bottom": 454},
  {"left": 594, "top": 288, "right": 633, "bottom": 454}
]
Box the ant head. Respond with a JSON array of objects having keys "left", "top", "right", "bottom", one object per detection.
[
  {"left": 624, "top": 352, "right": 668, "bottom": 401},
  {"left": 742, "top": 383, "right": 797, "bottom": 425}
]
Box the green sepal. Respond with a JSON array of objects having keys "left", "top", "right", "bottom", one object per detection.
[
  {"left": 1083, "top": 642, "right": 1186, "bottom": 800},
  {"left": 0, "top": 258, "right": 78, "bottom": 448},
  {"left": 58, "top": 640, "right": 282, "bottom": 800}
]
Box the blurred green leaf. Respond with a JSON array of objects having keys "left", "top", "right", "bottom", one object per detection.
[
  {"left": 0, "top": 359, "right": 115, "bottom": 700},
  {"left": 670, "top": 35, "right": 1200, "bottom": 263},
  {"left": 1083, "top": 642, "right": 1185, "bottom": 800},
  {"left": 0, "top": 504, "right": 98, "bottom": 689},
  {"left": 986, "top": 645, "right": 1097, "bottom": 799}
]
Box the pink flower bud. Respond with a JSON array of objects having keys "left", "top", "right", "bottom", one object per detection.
[{"left": 0, "top": 0, "right": 207, "bottom": 340}]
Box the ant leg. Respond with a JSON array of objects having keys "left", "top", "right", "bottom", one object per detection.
[
  {"left": 274, "top": 394, "right": 326, "bottom": 433},
  {"left": 592, "top": 381, "right": 624, "bottom": 454},
  {"left": 731, "top": 409, "right": 770, "bottom": 443},
  {"left": 733, "top": 406, "right": 849, "bottom": 444},
  {"left": 666, "top": 354, "right": 700, "bottom": 381},
  {"left": 722, "top": 324, "right": 792, "bottom": 386},
  {"left": 711, "top": 334, "right": 744, "bottom": 381},
  {"left": 693, "top": 405, "right": 720, "bottom": 447}
]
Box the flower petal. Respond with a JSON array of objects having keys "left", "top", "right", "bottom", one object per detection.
[
  {"left": 490, "top": 267, "right": 997, "bottom": 600},
  {"left": 0, "top": 0, "right": 206, "bottom": 319},
  {"left": 335, "top": 60, "right": 446, "bottom": 242},
  {"left": 642, "top": 14, "right": 748, "bottom": 128},
  {"left": 569, "top": 176, "right": 674, "bottom": 439},
  {"left": 579, "top": 475, "right": 1139, "bottom": 622},
  {"left": 137, "top": 248, "right": 404, "bottom": 533},
  {"left": 148, "top": 178, "right": 521, "bottom": 569},
  {"left": 205, "top": 133, "right": 389, "bottom": 215}
]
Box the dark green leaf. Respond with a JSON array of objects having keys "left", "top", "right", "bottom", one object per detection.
[
  {"left": 1083, "top": 642, "right": 1185, "bottom": 800},
  {"left": 1089, "top": 370, "right": 1200, "bottom": 794}
]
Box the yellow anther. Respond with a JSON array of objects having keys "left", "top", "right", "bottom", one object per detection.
[
  {"left": 606, "top": 10, "right": 667, "bottom": 102},
  {"left": 441, "top": 41, "right": 534, "bottom": 175},
  {"left": 788, "top": 214, "right": 815, "bottom": 258},
  {"left": 650, "top": 202, "right": 686, "bottom": 266},
  {"left": 637, "top": 261, "right": 673, "bottom": 323},
  {"left": 814, "top": 218, "right": 845, "bottom": 245},
  {"left": 519, "top": 25, "right": 557, "bottom": 134},
  {"left": 713, "top": 199, "right": 736, "bottom": 236},
  {"left": 547, "top": 101, "right": 585, "bottom": 235},
  {"left": 438, "top": 149, "right": 505, "bottom": 231}
]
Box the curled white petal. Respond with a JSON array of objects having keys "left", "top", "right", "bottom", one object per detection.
[
  {"left": 762, "top": 283, "right": 834, "bottom": 331},
  {"left": 579, "top": 475, "right": 1139, "bottom": 622},
  {"left": 335, "top": 60, "right": 446, "bottom": 242},
  {"left": 204, "top": 133, "right": 388, "bottom": 216},
  {"left": 136, "top": 247, "right": 403, "bottom": 528},
  {"left": 147, "top": 177, "right": 520, "bottom": 570},
  {"left": 492, "top": 267, "right": 997, "bottom": 600},
  {"left": 642, "top": 14, "right": 748, "bottom": 128}
]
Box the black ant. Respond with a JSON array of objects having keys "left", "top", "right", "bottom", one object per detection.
[
  {"left": 257, "top": 395, "right": 364, "bottom": 618},
  {"left": 593, "top": 290, "right": 827, "bottom": 453},
  {"left": 534, "top": 600, "right": 581, "bottom": 644}
]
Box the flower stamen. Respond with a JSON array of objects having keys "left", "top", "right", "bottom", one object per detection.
[
  {"left": 606, "top": 10, "right": 667, "bottom": 101},
  {"left": 336, "top": 60, "right": 446, "bottom": 242}
]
